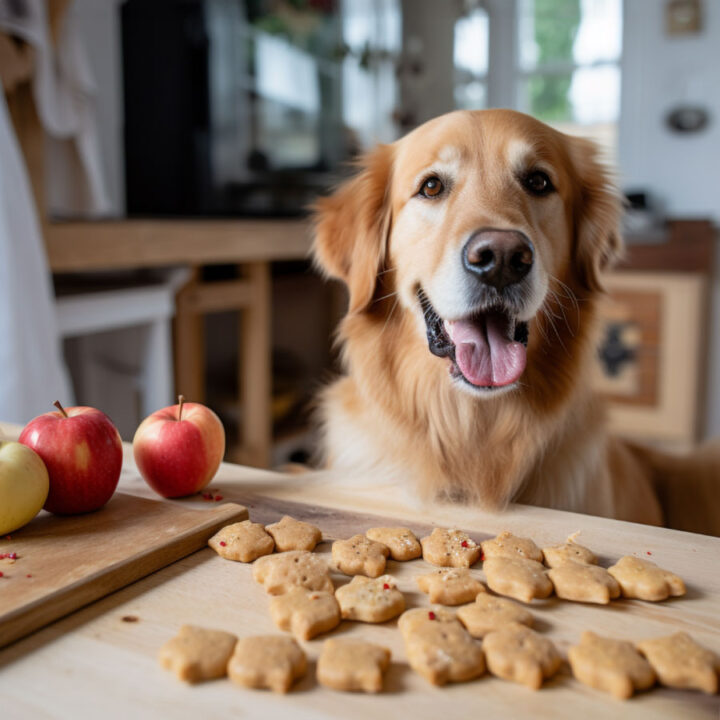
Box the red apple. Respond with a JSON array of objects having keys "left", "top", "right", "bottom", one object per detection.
[
  {"left": 19, "top": 402, "right": 123, "bottom": 515},
  {"left": 132, "top": 396, "right": 225, "bottom": 498}
]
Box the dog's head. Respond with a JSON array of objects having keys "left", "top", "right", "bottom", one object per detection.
[{"left": 313, "top": 109, "right": 622, "bottom": 397}]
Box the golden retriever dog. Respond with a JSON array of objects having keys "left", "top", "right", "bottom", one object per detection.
[{"left": 312, "top": 109, "right": 720, "bottom": 536}]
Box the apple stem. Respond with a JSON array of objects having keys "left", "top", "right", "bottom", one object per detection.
[
  {"left": 53, "top": 400, "right": 69, "bottom": 418},
  {"left": 177, "top": 395, "right": 185, "bottom": 421}
]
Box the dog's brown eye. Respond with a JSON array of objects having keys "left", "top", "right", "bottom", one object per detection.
[
  {"left": 523, "top": 170, "right": 554, "bottom": 196},
  {"left": 420, "top": 176, "right": 444, "bottom": 198}
]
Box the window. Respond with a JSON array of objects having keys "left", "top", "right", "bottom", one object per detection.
[
  {"left": 454, "top": 4, "right": 490, "bottom": 110},
  {"left": 517, "top": 0, "right": 623, "bottom": 158}
]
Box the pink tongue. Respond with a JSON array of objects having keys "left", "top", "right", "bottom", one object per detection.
[{"left": 446, "top": 314, "right": 527, "bottom": 387}]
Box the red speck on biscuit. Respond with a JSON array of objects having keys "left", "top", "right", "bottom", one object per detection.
[
  {"left": 428, "top": 611, "right": 436, "bottom": 620},
  {"left": 461, "top": 540, "right": 469, "bottom": 548},
  {"left": 219, "top": 541, "right": 227, "bottom": 547},
  {"left": 646, "top": 551, "right": 652, "bottom": 555},
  {"left": 383, "top": 583, "right": 390, "bottom": 590}
]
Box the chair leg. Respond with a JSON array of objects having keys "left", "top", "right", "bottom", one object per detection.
[
  {"left": 175, "top": 269, "right": 206, "bottom": 404},
  {"left": 239, "top": 262, "right": 271, "bottom": 468}
]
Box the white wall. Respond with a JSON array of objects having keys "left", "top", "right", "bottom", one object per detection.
[
  {"left": 619, "top": 0, "right": 720, "bottom": 221},
  {"left": 620, "top": 0, "right": 720, "bottom": 439}
]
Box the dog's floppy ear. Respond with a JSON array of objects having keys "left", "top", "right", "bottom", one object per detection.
[
  {"left": 312, "top": 145, "right": 394, "bottom": 314},
  {"left": 569, "top": 137, "right": 624, "bottom": 292}
]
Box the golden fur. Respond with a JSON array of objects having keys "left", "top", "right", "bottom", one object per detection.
[{"left": 312, "top": 109, "right": 719, "bottom": 536}]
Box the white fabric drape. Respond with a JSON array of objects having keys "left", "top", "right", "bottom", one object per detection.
[{"left": 0, "top": 89, "right": 72, "bottom": 424}]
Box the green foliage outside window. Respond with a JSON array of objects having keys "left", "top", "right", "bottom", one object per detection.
[{"left": 529, "top": 0, "right": 580, "bottom": 122}]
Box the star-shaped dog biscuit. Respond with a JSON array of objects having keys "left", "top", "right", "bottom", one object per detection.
[
  {"left": 483, "top": 556, "right": 553, "bottom": 603},
  {"left": 266, "top": 515, "right": 322, "bottom": 552},
  {"left": 158, "top": 625, "right": 237, "bottom": 683},
  {"left": 420, "top": 528, "right": 481, "bottom": 568},
  {"left": 208, "top": 520, "right": 274, "bottom": 562},
  {"left": 332, "top": 534, "right": 389, "bottom": 577},
  {"left": 416, "top": 568, "right": 486, "bottom": 605},
  {"left": 483, "top": 623, "right": 562, "bottom": 690},
  {"left": 253, "top": 550, "right": 334, "bottom": 595},
  {"left": 481, "top": 531, "right": 544, "bottom": 563},
  {"left": 228, "top": 636, "right": 307, "bottom": 693},
  {"left": 366, "top": 526, "right": 421, "bottom": 561},
  {"left": 335, "top": 575, "right": 405, "bottom": 622},
  {"left": 637, "top": 632, "right": 720, "bottom": 694},
  {"left": 568, "top": 631, "right": 656, "bottom": 699},
  {"left": 457, "top": 593, "right": 533, "bottom": 638},
  {"left": 607, "top": 556, "right": 686, "bottom": 601},
  {"left": 269, "top": 586, "right": 340, "bottom": 640},
  {"left": 548, "top": 562, "right": 620, "bottom": 604},
  {"left": 317, "top": 638, "right": 391, "bottom": 693}
]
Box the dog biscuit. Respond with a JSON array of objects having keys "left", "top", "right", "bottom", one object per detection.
[
  {"left": 253, "top": 550, "right": 334, "bottom": 595},
  {"left": 481, "top": 531, "right": 543, "bottom": 563},
  {"left": 228, "top": 636, "right": 307, "bottom": 693},
  {"left": 208, "top": 520, "right": 274, "bottom": 562},
  {"left": 548, "top": 562, "right": 620, "bottom": 604},
  {"left": 542, "top": 539, "right": 597, "bottom": 568},
  {"left": 398, "top": 607, "right": 485, "bottom": 685},
  {"left": 416, "top": 568, "right": 486, "bottom": 605},
  {"left": 266, "top": 515, "right": 322, "bottom": 552},
  {"left": 483, "top": 556, "right": 553, "bottom": 603},
  {"left": 568, "top": 631, "right": 656, "bottom": 699},
  {"left": 332, "top": 534, "right": 389, "bottom": 577},
  {"left": 456, "top": 593, "right": 533, "bottom": 638},
  {"left": 335, "top": 574, "right": 405, "bottom": 623},
  {"left": 607, "top": 555, "right": 686, "bottom": 601},
  {"left": 269, "top": 586, "right": 340, "bottom": 640},
  {"left": 366, "top": 526, "right": 421, "bottom": 561},
  {"left": 637, "top": 632, "right": 720, "bottom": 694},
  {"left": 317, "top": 638, "right": 391, "bottom": 693},
  {"left": 421, "top": 528, "right": 481, "bottom": 568},
  {"left": 158, "top": 625, "right": 237, "bottom": 684},
  {"left": 483, "top": 622, "right": 562, "bottom": 690}
]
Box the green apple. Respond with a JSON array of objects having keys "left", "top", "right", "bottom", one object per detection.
[{"left": 0, "top": 441, "right": 49, "bottom": 534}]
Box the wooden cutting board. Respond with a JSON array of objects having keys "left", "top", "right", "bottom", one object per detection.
[{"left": 0, "top": 492, "right": 247, "bottom": 648}]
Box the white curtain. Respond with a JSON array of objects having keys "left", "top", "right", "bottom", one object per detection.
[{"left": 0, "top": 89, "right": 72, "bottom": 424}]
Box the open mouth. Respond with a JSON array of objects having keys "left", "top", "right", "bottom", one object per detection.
[{"left": 418, "top": 288, "right": 529, "bottom": 390}]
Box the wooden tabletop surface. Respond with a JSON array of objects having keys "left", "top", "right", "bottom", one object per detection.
[
  {"left": 0, "top": 423, "right": 718, "bottom": 718},
  {"left": 45, "top": 218, "right": 313, "bottom": 272}
]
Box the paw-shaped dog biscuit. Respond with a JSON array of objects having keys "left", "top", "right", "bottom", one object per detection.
[
  {"left": 366, "top": 527, "right": 421, "bottom": 561},
  {"left": 266, "top": 515, "right": 322, "bottom": 552},
  {"left": 228, "top": 636, "right": 307, "bottom": 693},
  {"left": 483, "top": 556, "right": 553, "bottom": 603},
  {"left": 457, "top": 593, "right": 533, "bottom": 638},
  {"left": 332, "top": 534, "right": 389, "bottom": 577},
  {"left": 208, "top": 520, "right": 274, "bottom": 562},
  {"left": 483, "top": 623, "right": 562, "bottom": 689},
  {"left": 269, "top": 587, "right": 340, "bottom": 640},
  {"left": 335, "top": 574, "right": 405, "bottom": 622},
  {"left": 317, "top": 638, "right": 391, "bottom": 693},
  {"left": 481, "top": 531, "right": 543, "bottom": 562},
  {"left": 542, "top": 540, "right": 597, "bottom": 568},
  {"left": 399, "top": 607, "right": 485, "bottom": 685},
  {"left": 253, "top": 550, "right": 334, "bottom": 595},
  {"left": 548, "top": 562, "right": 620, "bottom": 604},
  {"left": 416, "top": 568, "right": 486, "bottom": 605},
  {"left": 568, "top": 631, "right": 656, "bottom": 699},
  {"left": 637, "top": 632, "right": 720, "bottom": 694},
  {"left": 421, "top": 528, "right": 481, "bottom": 568},
  {"left": 607, "top": 556, "right": 686, "bottom": 601},
  {"left": 158, "top": 625, "right": 237, "bottom": 683}
]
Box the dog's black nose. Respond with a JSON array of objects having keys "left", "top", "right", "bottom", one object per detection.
[{"left": 463, "top": 230, "right": 534, "bottom": 291}]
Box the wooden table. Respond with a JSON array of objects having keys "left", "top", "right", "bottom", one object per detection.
[{"left": 1, "top": 423, "right": 718, "bottom": 718}]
